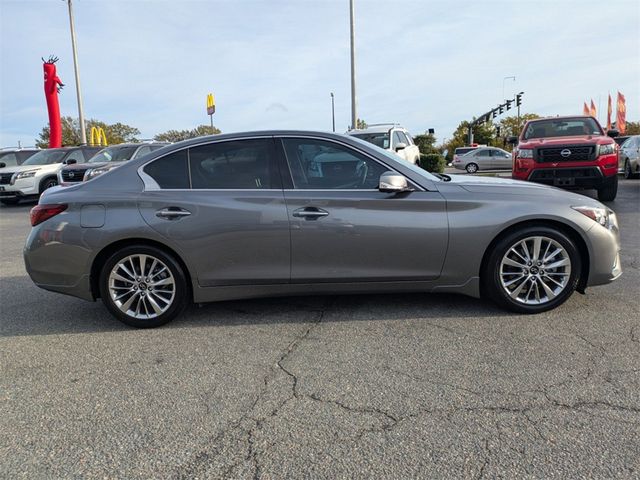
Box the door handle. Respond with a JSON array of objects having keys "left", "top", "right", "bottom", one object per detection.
[
  {"left": 156, "top": 207, "right": 191, "bottom": 219},
  {"left": 292, "top": 207, "right": 329, "bottom": 219}
]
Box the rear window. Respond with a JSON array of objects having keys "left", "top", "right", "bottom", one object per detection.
[{"left": 455, "top": 148, "right": 475, "bottom": 156}]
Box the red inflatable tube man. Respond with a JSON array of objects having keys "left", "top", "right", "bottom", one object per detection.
[{"left": 43, "top": 56, "right": 64, "bottom": 148}]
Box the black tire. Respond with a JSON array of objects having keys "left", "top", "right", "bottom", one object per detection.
[
  {"left": 624, "top": 159, "right": 639, "bottom": 179},
  {"left": 39, "top": 176, "right": 58, "bottom": 193},
  {"left": 99, "top": 245, "right": 189, "bottom": 328},
  {"left": 482, "top": 226, "right": 581, "bottom": 314},
  {"left": 466, "top": 163, "right": 479, "bottom": 174},
  {"left": 1, "top": 198, "right": 20, "bottom": 205},
  {"left": 597, "top": 175, "right": 618, "bottom": 202}
]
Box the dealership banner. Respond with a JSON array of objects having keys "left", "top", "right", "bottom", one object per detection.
[
  {"left": 607, "top": 94, "right": 613, "bottom": 130},
  {"left": 616, "top": 92, "right": 626, "bottom": 134}
]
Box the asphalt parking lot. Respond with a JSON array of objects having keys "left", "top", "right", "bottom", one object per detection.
[{"left": 1, "top": 180, "right": 638, "bottom": 479}]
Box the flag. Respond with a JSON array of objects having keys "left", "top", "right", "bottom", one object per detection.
[
  {"left": 583, "top": 102, "right": 590, "bottom": 116},
  {"left": 606, "top": 94, "right": 612, "bottom": 130},
  {"left": 590, "top": 99, "right": 597, "bottom": 117},
  {"left": 617, "top": 92, "right": 626, "bottom": 134}
]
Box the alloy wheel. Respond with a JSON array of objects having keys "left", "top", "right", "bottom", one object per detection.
[
  {"left": 108, "top": 254, "right": 176, "bottom": 319},
  {"left": 499, "top": 236, "right": 571, "bottom": 305}
]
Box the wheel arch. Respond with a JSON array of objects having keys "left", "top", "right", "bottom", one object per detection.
[
  {"left": 479, "top": 219, "right": 590, "bottom": 297},
  {"left": 90, "top": 238, "right": 194, "bottom": 301},
  {"left": 39, "top": 174, "right": 59, "bottom": 194}
]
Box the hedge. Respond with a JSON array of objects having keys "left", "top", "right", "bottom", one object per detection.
[{"left": 418, "top": 153, "right": 446, "bottom": 174}]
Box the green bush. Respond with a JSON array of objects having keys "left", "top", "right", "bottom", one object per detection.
[{"left": 418, "top": 153, "right": 446, "bottom": 174}]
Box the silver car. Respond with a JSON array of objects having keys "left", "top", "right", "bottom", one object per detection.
[
  {"left": 453, "top": 147, "right": 513, "bottom": 173},
  {"left": 24, "top": 131, "right": 622, "bottom": 328},
  {"left": 618, "top": 135, "right": 640, "bottom": 179}
]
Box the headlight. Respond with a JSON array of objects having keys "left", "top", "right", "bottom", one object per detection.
[
  {"left": 84, "top": 166, "right": 113, "bottom": 180},
  {"left": 517, "top": 148, "right": 533, "bottom": 159},
  {"left": 597, "top": 143, "right": 615, "bottom": 156},
  {"left": 572, "top": 205, "right": 616, "bottom": 229},
  {"left": 11, "top": 170, "right": 37, "bottom": 184}
]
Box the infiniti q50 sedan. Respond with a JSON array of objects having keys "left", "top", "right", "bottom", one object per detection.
[{"left": 24, "top": 131, "right": 622, "bottom": 328}]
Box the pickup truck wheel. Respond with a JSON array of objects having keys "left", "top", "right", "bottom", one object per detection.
[
  {"left": 466, "top": 163, "right": 479, "bottom": 174},
  {"left": 597, "top": 175, "right": 618, "bottom": 202},
  {"left": 483, "top": 226, "right": 581, "bottom": 314}
]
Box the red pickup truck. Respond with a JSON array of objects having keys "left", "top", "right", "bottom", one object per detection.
[{"left": 511, "top": 116, "right": 619, "bottom": 201}]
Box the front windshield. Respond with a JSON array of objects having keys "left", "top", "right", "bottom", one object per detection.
[
  {"left": 523, "top": 118, "right": 603, "bottom": 140},
  {"left": 89, "top": 145, "right": 138, "bottom": 163},
  {"left": 347, "top": 135, "right": 440, "bottom": 182},
  {"left": 351, "top": 132, "right": 390, "bottom": 149},
  {"left": 21, "top": 149, "right": 67, "bottom": 166}
]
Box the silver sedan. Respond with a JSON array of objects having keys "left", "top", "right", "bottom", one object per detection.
[
  {"left": 453, "top": 147, "right": 513, "bottom": 173},
  {"left": 24, "top": 131, "right": 621, "bottom": 328}
]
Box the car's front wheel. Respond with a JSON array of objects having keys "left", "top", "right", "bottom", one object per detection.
[
  {"left": 483, "top": 226, "right": 581, "bottom": 314},
  {"left": 99, "top": 245, "right": 189, "bottom": 328},
  {"left": 39, "top": 176, "right": 58, "bottom": 193},
  {"left": 624, "top": 159, "right": 638, "bottom": 179}
]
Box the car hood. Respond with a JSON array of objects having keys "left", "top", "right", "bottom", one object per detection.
[
  {"left": 519, "top": 135, "right": 609, "bottom": 148},
  {"left": 63, "top": 162, "right": 109, "bottom": 170},
  {"left": 444, "top": 174, "right": 603, "bottom": 205},
  {"left": 0, "top": 163, "right": 60, "bottom": 173}
]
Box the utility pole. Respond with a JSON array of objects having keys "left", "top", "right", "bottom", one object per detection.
[
  {"left": 349, "top": 0, "right": 357, "bottom": 130},
  {"left": 330, "top": 92, "right": 336, "bottom": 132},
  {"left": 66, "top": 0, "right": 87, "bottom": 145}
]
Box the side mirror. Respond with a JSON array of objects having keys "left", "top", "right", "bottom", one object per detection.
[
  {"left": 64, "top": 159, "right": 77, "bottom": 165},
  {"left": 0, "top": 162, "right": 5, "bottom": 168},
  {"left": 607, "top": 129, "right": 619, "bottom": 138},
  {"left": 395, "top": 142, "right": 407, "bottom": 152},
  {"left": 379, "top": 171, "right": 412, "bottom": 193},
  {"left": 507, "top": 136, "right": 519, "bottom": 145}
]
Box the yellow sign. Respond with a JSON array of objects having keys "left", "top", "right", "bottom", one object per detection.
[
  {"left": 90, "top": 126, "right": 108, "bottom": 146},
  {"left": 206, "top": 93, "right": 216, "bottom": 115}
]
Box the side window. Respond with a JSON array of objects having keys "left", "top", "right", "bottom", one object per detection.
[
  {"left": 189, "top": 139, "right": 276, "bottom": 189},
  {"left": 282, "top": 138, "right": 389, "bottom": 190},
  {"left": 63, "top": 150, "right": 85, "bottom": 164},
  {"left": 477, "top": 150, "right": 491, "bottom": 157},
  {"left": 143, "top": 149, "right": 189, "bottom": 189},
  {"left": 0, "top": 153, "right": 18, "bottom": 166},
  {"left": 134, "top": 146, "right": 152, "bottom": 159}
]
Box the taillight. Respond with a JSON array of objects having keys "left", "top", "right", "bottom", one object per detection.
[{"left": 30, "top": 204, "right": 67, "bottom": 226}]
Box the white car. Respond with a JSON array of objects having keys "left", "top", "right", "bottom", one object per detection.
[
  {"left": 0, "top": 146, "right": 100, "bottom": 205},
  {"left": 347, "top": 124, "right": 421, "bottom": 164}
]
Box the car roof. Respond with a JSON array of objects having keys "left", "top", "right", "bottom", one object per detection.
[{"left": 347, "top": 125, "right": 405, "bottom": 134}]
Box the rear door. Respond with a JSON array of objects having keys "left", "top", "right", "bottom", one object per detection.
[
  {"left": 137, "top": 138, "right": 291, "bottom": 287},
  {"left": 278, "top": 136, "right": 448, "bottom": 283}
]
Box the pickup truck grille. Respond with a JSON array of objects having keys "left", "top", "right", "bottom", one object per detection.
[
  {"left": 61, "top": 169, "right": 87, "bottom": 182},
  {"left": 0, "top": 172, "right": 14, "bottom": 185},
  {"left": 536, "top": 145, "right": 596, "bottom": 163}
]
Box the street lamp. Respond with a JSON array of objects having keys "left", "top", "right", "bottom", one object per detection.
[
  {"left": 349, "top": 0, "right": 357, "bottom": 130},
  {"left": 502, "top": 75, "right": 516, "bottom": 102},
  {"left": 65, "top": 0, "right": 87, "bottom": 145},
  {"left": 330, "top": 92, "right": 335, "bottom": 132}
]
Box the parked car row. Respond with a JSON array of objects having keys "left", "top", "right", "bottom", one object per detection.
[{"left": 0, "top": 142, "right": 168, "bottom": 205}]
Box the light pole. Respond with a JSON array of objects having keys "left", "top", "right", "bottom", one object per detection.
[
  {"left": 502, "top": 75, "right": 516, "bottom": 102},
  {"left": 330, "top": 92, "right": 335, "bottom": 132},
  {"left": 349, "top": 0, "right": 357, "bottom": 130},
  {"left": 66, "top": 0, "right": 87, "bottom": 145}
]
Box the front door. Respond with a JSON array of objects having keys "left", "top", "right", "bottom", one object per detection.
[
  {"left": 278, "top": 137, "right": 449, "bottom": 283},
  {"left": 137, "top": 138, "right": 290, "bottom": 287}
]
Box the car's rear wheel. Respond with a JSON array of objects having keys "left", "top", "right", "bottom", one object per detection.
[
  {"left": 483, "top": 227, "right": 581, "bottom": 314},
  {"left": 99, "top": 245, "right": 189, "bottom": 328},
  {"left": 597, "top": 175, "right": 618, "bottom": 202},
  {"left": 466, "top": 163, "right": 478, "bottom": 174}
]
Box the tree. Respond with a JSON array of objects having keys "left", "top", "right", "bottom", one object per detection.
[
  {"left": 498, "top": 113, "right": 541, "bottom": 139},
  {"left": 413, "top": 132, "right": 438, "bottom": 154},
  {"left": 154, "top": 125, "right": 221, "bottom": 143},
  {"left": 623, "top": 121, "right": 640, "bottom": 135},
  {"left": 356, "top": 118, "right": 367, "bottom": 129},
  {"left": 36, "top": 116, "right": 140, "bottom": 147}
]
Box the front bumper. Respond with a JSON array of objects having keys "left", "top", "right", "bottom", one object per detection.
[
  {"left": 584, "top": 217, "right": 622, "bottom": 287},
  {"left": 527, "top": 167, "right": 616, "bottom": 189},
  {"left": 0, "top": 178, "right": 38, "bottom": 198}
]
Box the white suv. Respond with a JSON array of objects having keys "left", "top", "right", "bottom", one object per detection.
[
  {"left": 347, "top": 124, "right": 421, "bottom": 164},
  {"left": 0, "top": 146, "right": 100, "bottom": 205}
]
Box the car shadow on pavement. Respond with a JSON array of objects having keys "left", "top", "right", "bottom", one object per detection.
[{"left": 0, "top": 274, "right": 510, "bottom": 337}]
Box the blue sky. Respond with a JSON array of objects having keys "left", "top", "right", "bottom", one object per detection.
[{"left": 1, "top": 0, "right": 638, "bottom": 147}]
